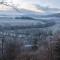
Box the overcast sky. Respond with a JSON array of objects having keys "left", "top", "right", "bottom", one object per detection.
[
  {"left": 0, "top": 0, "right": 60, "bottom": 13},
  {"left": 0, "top": 0, "right": 60, "bottom": 8},
  {"left": 11, "top": 0, "right": 60, "bottom": 8}
]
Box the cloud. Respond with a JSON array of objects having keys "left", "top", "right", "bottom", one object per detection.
[
  {"left": 1, "top": 0, "right": 60, "bottom": 12},
  {"left": 20, "top": 3, "right": 45, "bottom": 13},
  {"left": 48, "top": 0, "right": 60, "bottom": 8},
  {"left": 10, "top": 0, "right": 60, "bottom": 13},
  {"left": 1, "top": 0, "right": 60, "bottom": 8}
]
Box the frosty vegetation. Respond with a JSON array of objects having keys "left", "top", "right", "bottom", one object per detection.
[{"left": 0, "top": 27, "right": 60, "bottom": 60}]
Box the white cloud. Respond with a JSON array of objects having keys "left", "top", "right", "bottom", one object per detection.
[
  {"left": 10, "top": 0, "right": 60, "bottom": 12},
  {"left": 1, "top": 0, "right": 60, "bottom": 13},
  {"left": 20, "top": 3, "right": 45, "bottom": 13},
  {"left": 1, "top": 0, "right": 60, "bottom": 8}
]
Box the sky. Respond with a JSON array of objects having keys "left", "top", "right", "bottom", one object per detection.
[
  {"left": 0, "top": 0, "right": 60, "bottom": 12},
  {"left": 11, "top": 0, "right": 60, "bottom": 8},
  {"left": 0, "top": 0, "right": 59, "bottom": 8}
]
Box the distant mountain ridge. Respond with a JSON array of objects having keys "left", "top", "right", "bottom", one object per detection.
[{"left": 40, "top": 13, "right": 60, "bottom": 18}]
